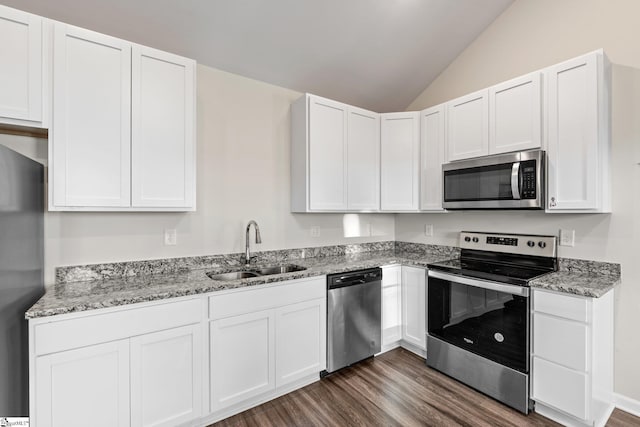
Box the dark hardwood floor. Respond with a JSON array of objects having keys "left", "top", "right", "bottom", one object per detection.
[{"left": 213, "top": 347, "right": 640, "bottom": 426}]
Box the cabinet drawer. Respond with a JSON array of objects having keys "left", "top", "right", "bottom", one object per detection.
[
  {"left": 533, "top": 313, "right": 588, "bottom": 371},
  {"left": 532, "top": 357, "right": 588, "bottom": 420},
  {"left": 533, "top": 289, "right": 589, "bottom": 322},
  {"left": 210, "top": 276, "right": 325, "bottom": 320},
  {"left": 34, "top": 298, "right": 201, "bottom": 355},
  {"left": 382, "top": 265, "right": 401, "bottom": 287}
]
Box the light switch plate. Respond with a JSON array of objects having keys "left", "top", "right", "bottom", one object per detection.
[
  {"left": 164, "top": 229, "right": 177, "bottom": 245},
  {"left": 559, "top": 229, "right": 575, "bottom": 247}
]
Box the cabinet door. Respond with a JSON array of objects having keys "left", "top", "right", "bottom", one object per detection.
[
  {"left": 401, "top": 266, "right": 426, "bottom": 350},
  {"left": 35, "top": 340, "right": 130, "bottom": 427},
  {"left": 275, "top": 298, "right": 326, "bottom": 387},
  {"left": 382, "top": 266, "right": 402, "bottom": 347},
  {"left": 489, "top": 72, "right": 541, "bottom": 154},
  {"left": 131, "top": 45, "right": 195, "bottom": 209},
  {"left": 130, "top": 325, "right": 202, "bottom": 427},
  {"left": 308, "top": 95, "right": 347, "bottom": 210},
  {"left": 0, "top": 5, "right": 43, "bottom": 124},
  {"left": 210, "top": 309, "right": 276, "bottom": 411},
  {"left": 52, "top": 23, "right": 131, "bottom": 207},
  {"left": 446, "top": 89, "right": 488, "bottom": 161},
  {"left": 546, "top": 53, "right": 600, "bottom": 211},
  {"left": 347, "top": 106, "right": 380, "bottom": 210},
  {"left": 420, "top": 105, "right": 445, "bottom": 211},
  {"left": 380, "top": 112, "right": 420, "bottom": 211}
]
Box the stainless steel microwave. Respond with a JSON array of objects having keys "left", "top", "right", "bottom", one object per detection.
[{"left": 442, "top": 150, "right": 545, "bottom": 210}]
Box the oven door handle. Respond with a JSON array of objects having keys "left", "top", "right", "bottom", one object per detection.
[
  {"left": 511, "top": 162, "right": 521, "bottom": 200},
  {"left": 428, "top": 270, "right": 529, "bottom": 297}
]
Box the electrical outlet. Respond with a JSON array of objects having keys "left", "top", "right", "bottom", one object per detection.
[
  {"left": 164, "top": 229, "right": 177, "bottom": 246},
  {"left": 559, "top": 229, "right": 575, "bottom": 247},
  {"left": 425, "top": 224, "right": 434, "bottom": 237},
  {"left": 310, "top": 226, "right": 321, "bottom": 237}
]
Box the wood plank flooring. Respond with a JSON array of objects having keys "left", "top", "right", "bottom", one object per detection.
[{"left": 213, "top": 347, "right": 639, "bottom": 427}]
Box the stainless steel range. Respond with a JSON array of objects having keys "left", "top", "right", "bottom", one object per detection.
[{"left": 426, "top": 231, "right": 557, "bottom": 413}]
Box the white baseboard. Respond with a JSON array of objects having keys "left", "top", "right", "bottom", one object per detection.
[
  {"left": 399, "top": 340, "right": 426, "bottom": 359},
  {"left": 615, "top": 393, "right": 640, "bottom": 417}
]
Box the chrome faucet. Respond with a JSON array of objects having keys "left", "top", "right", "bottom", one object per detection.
[{"left": 245, "top": 220, "right": 262, "bottom": 264}]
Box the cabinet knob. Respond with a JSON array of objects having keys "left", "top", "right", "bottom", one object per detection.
[{"left": 549, "top": 197, "right": 557, "bottom": 207}]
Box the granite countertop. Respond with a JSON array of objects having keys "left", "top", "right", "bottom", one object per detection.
[
  {"left": 26, "top": 242, "right": 621, "bottom": 319},
  {"left": 25, "top": 248, "right": 452, "bottom": 319},
  {"left": 529, "top": 258, "right": 621, "bottom": 298}
]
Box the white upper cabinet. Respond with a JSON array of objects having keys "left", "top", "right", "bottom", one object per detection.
[
  {"left": 291, "top": 94, "right": 380, "bottom": 212},
  {"left": 49, "top": 22, "right": 197, "bottom": 211},
  {"left": 446, "top": 89, "right": 488, "bottom": 161},
  {"left": 51, "top": 23, "right": 132, "bottom": 208},
  {"left": 489, "top": 72, "right": 542, "bottom": 154},
  {"left": 380, "top": 112, "right": 420, "bottom": 211},
  {"left": 0, "top": 5, "right": 45, "bottom": 127},
  {"left": 347, "top": 106, "right": 380, "bottom": 210},
  {"left": 545, "top": 50, "right": 611, "bottom": 213},
  {"left": 420, "top": 104, "right": 446, "bottom": 211},
  {"left": 308, "top": 95, "right": 347, "bottom": 210},
  {"left": 131, "top": 45, "right": 196, "bottom": 209}
]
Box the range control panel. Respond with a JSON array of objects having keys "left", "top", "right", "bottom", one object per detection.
[{"left": 460, "top": 231, "right": 557, "bottom": 258}]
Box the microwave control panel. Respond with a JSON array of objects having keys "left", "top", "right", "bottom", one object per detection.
[{"left": 520, "top": 160, "right": 537, "bottom": 199}]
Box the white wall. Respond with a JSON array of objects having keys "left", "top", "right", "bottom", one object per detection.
[
  {"left": 402, "top": 0, "right": 640, "bottom": 403},
  {"left": 0, "top": 65, "right": 395, "bottom": 285}
]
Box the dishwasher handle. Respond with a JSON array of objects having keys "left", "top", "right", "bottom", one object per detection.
[{"left": 327, "top": 268, "right": 382, "bottom": 290}]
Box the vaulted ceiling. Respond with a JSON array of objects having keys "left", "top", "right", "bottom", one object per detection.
[{"left": 4, "top": 0, "right": 514, "bottom": 112}]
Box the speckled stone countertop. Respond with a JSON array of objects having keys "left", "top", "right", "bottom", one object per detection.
[
  {"left": 26, "top": 242, "right": 459, "bottom": 319},
  {"left": 26, "top": 241, "right": 620, "bottom": 319},
  {"left": 529, "top": 258, "right": 621, "bottom": 298}
]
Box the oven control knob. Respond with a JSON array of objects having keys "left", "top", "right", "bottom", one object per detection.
[
  {"left": 472, "top": 237, "right": 479, "bottom": 243},
  {"left": 527, "top": 240, "right": 535, "bottom": 247},
  {"left": 464, "top": 236, "right": 471, "bottom": 242},
  {"left": 538, "top": 241, "right": 547, "bottom": 249}
]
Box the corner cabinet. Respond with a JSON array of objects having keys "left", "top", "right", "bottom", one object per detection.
[
  {"left": 545, "top": 50, "right": 611, "bottom": 213},
  {"left": 49, "top": 22, "right": 196, "bottom": 211},
  {"left": 420, "top": 105, "right": 446, "bottom": 211},
  {"left": 380, "top": 112, "right": 420, "bottom": 211},
  {"left": 291, "top": 94, "right": 379, "bottom": 212},
  {"left": 0, "top": 4, "right": 46, "bottom": 128},
  {"left": 531, "top": 288, "right": 614, "bottom": 427}
]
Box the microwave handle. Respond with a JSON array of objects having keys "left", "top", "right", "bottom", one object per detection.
[{"left": 511, "top": 162, "right": 521, "bottom": 199}]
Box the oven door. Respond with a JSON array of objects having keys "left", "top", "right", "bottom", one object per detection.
[
  {"left": 427, "top": 270, "right": 530, "bottom": 373},
  {"left": 442, "top": 150, "right": 544, "bottom": 209}
]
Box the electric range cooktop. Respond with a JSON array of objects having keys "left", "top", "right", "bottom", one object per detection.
[{"left": 428, "top": 231, "right": 558, "bottom": 286}]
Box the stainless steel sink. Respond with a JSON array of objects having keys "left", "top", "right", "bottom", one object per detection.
[
  {"left": 207, "top": 271, "right": 260, "bottom": 281},
  {"left": 207, "top": 264, "right": 306, "bottom": 281},
  {"left": 252, "top": 264, "right": 306, "bottom": 275}
]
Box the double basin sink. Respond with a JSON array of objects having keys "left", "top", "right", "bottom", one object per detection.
[{"left": 207, "top": 264, "right": 307, "bottom": 281}]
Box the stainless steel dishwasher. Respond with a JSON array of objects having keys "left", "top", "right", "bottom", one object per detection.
[{"left": 325, "top": 268, "right": 382, "bottom": 374}]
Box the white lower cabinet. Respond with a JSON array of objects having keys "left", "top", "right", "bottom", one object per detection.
[
  {"left": 130, "top": 325, "right": 202, "bottom": 427},
  {"left": 31, "top": 298, "right": 203, "bottom": 427},
  {"left": 531, "top": 288, "right": 614, "bottom": 426},
  {"left": 381, "top": 265, "right": 402, "bottom": 349},
  {"left": 208, "top": 276, "right": 326, "bottom": 421},
  {"left": 401, "top": 266, "right": 426, "bottom": 353},
  {"left": 36, "top": 340, "right": 131, "bottom": 427},
  {"left": 210, "top": 309, "right": 276, "bottom": 411},
  {"left": 275, "top": 299, "right": 326, "bottom": 387}
]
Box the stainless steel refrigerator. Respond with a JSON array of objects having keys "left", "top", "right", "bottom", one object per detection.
[{"left": 0, "top": 144, "right": 44, "bottom": 416}]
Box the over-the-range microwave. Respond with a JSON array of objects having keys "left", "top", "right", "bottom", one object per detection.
[{"left": 442, "top": 149, "right": 545, "bottom": 210}]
